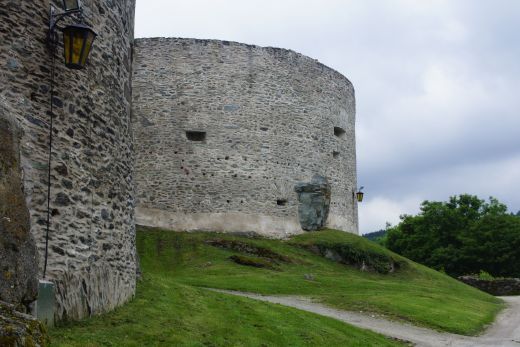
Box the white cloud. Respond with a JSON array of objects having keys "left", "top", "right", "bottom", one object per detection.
[
  {"left": 359, "top": 195, "right": 422, "bottom": 234},
  {"left": 360, "top": 153, "right": 520, "bottom": 234}
]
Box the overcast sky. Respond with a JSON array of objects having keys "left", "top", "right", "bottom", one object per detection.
[{"left": 135, "top": 0, "right": 520, "bottom": 234}]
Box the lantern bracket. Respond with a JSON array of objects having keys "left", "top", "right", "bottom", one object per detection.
[{"left": 48, "top": 5, "right": 83, "bottom": 45}]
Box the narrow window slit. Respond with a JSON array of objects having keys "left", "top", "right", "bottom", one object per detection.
[
  {"left": 186, "top": 131, "right": 206, "bottom": 142},
  {"left": 277, "top": 199, "right": 287, "bottom": 206}
]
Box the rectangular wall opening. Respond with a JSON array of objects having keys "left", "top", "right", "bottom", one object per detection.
[
  {"left": 333, "top": 151, "right": 340, "bottom": 158},
  {"left": 334, "top": 126, "right": 346, "bottom": 138},
  {"left": 186, "top": 131, "right": 206, "bottom": 142},
  {"left": 277, "top": 199, "right": 288, "bottom": 206}
]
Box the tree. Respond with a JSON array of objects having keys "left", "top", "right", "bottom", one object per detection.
[{"left": 386, "top": 194, "right": 520, "bottom": 277}]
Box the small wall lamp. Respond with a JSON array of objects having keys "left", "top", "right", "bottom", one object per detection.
[
  {"left": 49, "top": 0, "right": 97, "bottom": 70},
  {"left": 356, "top": 186, "right": 364, "bottom": 203}
]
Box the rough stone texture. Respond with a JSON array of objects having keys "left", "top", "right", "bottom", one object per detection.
[
  {"left": 133, "top": 38, "right": 358, "bottom": 237},
  {"left": 0, "top": 108, "right": 38, "bottom": 312},
  {"left": 294, "top": 175, "right": 331, "bottom": 231},
  {"left": 459, "top": 276, "right": 520, "bottom": 296},
  {"left": 0, "top": 301, "right": 49, "bottom": 347},
  {"left": 0, "top": 0, "right": 137, "bottom": 321}
]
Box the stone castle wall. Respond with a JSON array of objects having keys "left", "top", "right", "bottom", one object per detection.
[
  {"left": 1, "top": 2, "right": 359, "bottom": 322},
  {"left": 0, "top": 0, "right": 136, "bottom": 320},
  {"left": 133, "top": 38, "right": 358, "bottom": 237},
  {"left": 459, "top": 276, "right": 520, "bottom": 296}
]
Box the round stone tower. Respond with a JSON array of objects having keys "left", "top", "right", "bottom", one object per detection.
[
  {"left": 0, "top": 0, "right": 136, "bottom": 320},
  {"left": 132, "top": 38, "right": 358, "bottom": 237}
]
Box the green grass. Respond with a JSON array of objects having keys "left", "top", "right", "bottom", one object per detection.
[
  {"left": 50, "top": 279, "right": 399, "bottom": 347},
  {"left": 137, "top": 228, "right": 503, "bottom": 334},
  {"left": 49, "top": 227, "right": 504, "bottom": 346}
]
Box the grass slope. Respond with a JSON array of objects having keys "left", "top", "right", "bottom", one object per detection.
[
  {"left": 49, "top": 229, "right": 409, "bottom": 347},
  {"left": 138, "top": 228, "right": 502, "bottom": 334},
  {"left": 50, "top": 227, "right": 503, "bottom": 346},
  {"left": 50, "top": 280, "right": 398, "bottom": 347}
]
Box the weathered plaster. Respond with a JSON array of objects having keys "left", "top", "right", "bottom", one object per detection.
[{"left": 136, "top": 207, "right": 303, "bottom": 238}]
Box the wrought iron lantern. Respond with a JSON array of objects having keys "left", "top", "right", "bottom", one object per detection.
[
  {"left": 356, "top": 187, "right": 364, "bottom": 202},
  {"left": 62, "top": 24, "right": 97, "bottom": 69},
  {"left": 49, "top": 0, "right": 97, "bottom": 70}
]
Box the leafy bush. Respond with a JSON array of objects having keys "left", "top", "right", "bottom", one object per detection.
[
  {"left": 386, "top": 194, "right": 520, "bottom": 278},
  {"left": 478, "top": 270, "right": 495, "bottom": 281}
]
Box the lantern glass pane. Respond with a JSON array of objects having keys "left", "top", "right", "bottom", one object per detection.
[
  {"left": 63, "top": 0, "right": 80, "bottom": 11},
  {"left": 71, "top": 30, "right": 85, "bottom": 66},
  {"left": 80, "top": 32, "right": 95, "bottom": 66},
  {"left": 356, "top": 192, "right": 364, "bottom": 202},
  {"left": 63, "top": 24, "right": 96, "bottom": 69},
  {"left": 63, "top": 32, "right": 71, "bottom": 63}
]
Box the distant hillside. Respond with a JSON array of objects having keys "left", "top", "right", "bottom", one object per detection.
[{"left": 363, "top": 229, "right": 387, "bottom": 241}]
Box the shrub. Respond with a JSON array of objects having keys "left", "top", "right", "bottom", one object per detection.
[{"left": 386, "top": 194, "right": 520, "bottom": 277}]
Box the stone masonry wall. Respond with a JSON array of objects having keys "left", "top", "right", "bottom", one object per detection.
[
  {"left": 0, "top": 0, "right": 136, "bottom": 321},
  {"left": 133, "top": 38, "right": 358, "bottom": 237},
  {"left": 459, "top": 276, "right": 520, "bottom": 296}
]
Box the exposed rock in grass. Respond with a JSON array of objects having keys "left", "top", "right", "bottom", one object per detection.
[
  {"left": 303, "top": 273, "right": 315, "bottom": 281},
  {"left": 289, "top": 230, "right": 407, "bottom": 274},
  {"left": 302, "top": 244, "right": 405, "bottom": 274},
  {"left": 228, "top": 255, "right": 278, "bottom": 270},
  {"left": 206, "top": 239, "right": 292, "bottom": 264},
  {"left": 0, "top": 300, "right": 49, "bottom": 347}
]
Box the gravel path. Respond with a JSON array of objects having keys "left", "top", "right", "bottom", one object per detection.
[{"left": 210, "top": 289, "right": 520, "bottom": 347}]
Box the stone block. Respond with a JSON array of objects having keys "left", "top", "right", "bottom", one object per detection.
[
  {"left": 36, "top": 280, "right": 55, "bottom": 328},
  {"left": 294, "top": 175, "right": 331, "bottom": 231},
  {"left": 0, "top": 300, "right": 48, "bottom": 347}
]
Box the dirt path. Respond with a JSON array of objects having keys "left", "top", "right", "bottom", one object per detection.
[{"left": 210, "top": 289, "right": 520, "bottom": 347}]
